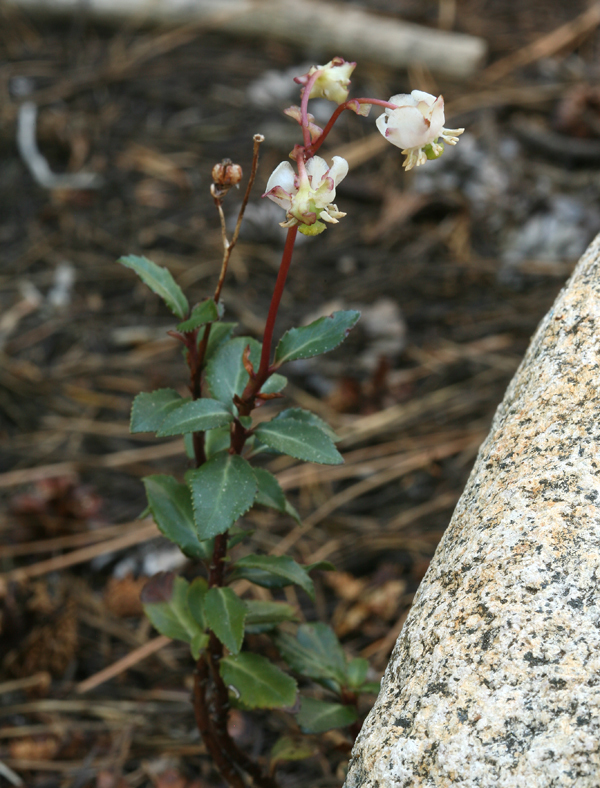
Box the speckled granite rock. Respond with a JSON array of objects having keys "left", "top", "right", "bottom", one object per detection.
[{"left": 345, "top": 233, "right": 600, "bottom": 788}]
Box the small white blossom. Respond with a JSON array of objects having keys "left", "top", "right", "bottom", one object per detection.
[
  {"left": 295, "top": 58, "right": 356, "bottom": 105},
  {"left": 263, "top": 155, "right": 348, "bottom": 236},
  {"left": 376, "top": 90, "right": 464, "bottom": 170}
]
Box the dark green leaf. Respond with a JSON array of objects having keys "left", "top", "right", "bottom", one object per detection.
[
  {"left": 187, "top": 577, "right": 208, "bottom": 628},
  {"left": 191, "top": 632, "right": 210, "bottom": 660},
  {"left": 205, "top": 337, "right": 260, "bottom": 411},
  {"left": 305, "top": 560, "right": 335, "bottom": 573},
  {"left": 346, "top": 657, "right": 370, "bottom": 689},
  {"left": 177, "top": 299, "right": 221, "bottom": 332},
  {"left": 186, "top": 452, "right": 257, "bottom": 539},
  {"left": 245, "top": 600, "right": 299, "bottom": 634},
  {"left": 260, "top": 372, "right": 287, "bottom": 395},
  {"left": 254, "top": 420, "right": 343, "bottom": 465},
  {"left": 229, "top": 554, "right": 315, "bottom": 599},
  {"left": 220, "top": 653, "right": 297, "bottom": 709},
  {"left": 204, "top": 425, "right": 231, "bottom": 459},
  {"left": 360, "top": 681, "right": 382, "bottom": 694},
  {"left": 275, "top": 623, "right": 347, "bottom": 685},
  {"left": 273, "top": 310, "right": 360, "bottom": 366},
  {"left": 253, "top": 468, "right": 301, "bottom": 524},
  {"left": 130, "top": 389, "right": 187, "bottom": 434},
  {"left": 156, "top": 399, "right": 233, "bottom": 437},
  {"left": 143, "top": 475, "right": 212, "bottom": 560},
  {"left": 274, "top": 408, "right": 338, "bottom": 442},
  {"left": 119, "top": 255, "right": 188, "bottom": 319},
  {"left": 183, "top": 433, "right": 195, "bottom": 460},
  {"left": 296, "top": 697, "right": 358, "bottom": 733},
  {"left": 204, "top": 587, "right": 247, "bottom": 654},
  {"left": 228, "top": 526, "right": 253, "bottom": 548},
  {"left": 270, "top": 736, "right": 316, "bottom": 763},
  {"left": 141, "top": 574, "right": 202, "bottom": 642},
  {"left": 202, "top": 322, "right": 237, "bottom": 361}
]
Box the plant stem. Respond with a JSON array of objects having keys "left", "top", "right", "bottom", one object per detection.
[
  {"left": 300, "top": 71, "right": 322, "bottom": 148},
  {"left": 308, "top": 97, "right": 398, "bottom": 156},
  {"left": 255, "top": 225, "right": 298, "bottom": 387},
  {"left": 193, "top": 658, "right": 246, "bottom": 788}
]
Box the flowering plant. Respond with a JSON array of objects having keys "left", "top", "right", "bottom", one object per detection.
[{"left": 118, "top": 58, "right": 464, "bottom": 788}]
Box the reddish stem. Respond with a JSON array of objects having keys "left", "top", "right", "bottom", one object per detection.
[
  {"left": 308, "top": 97, "right": 398, "bottom": 156},
  {"left": 255, "top": 225, "right": 298, "bottom": 387},
  {"left": 300, "top": 70, "right": 322, "bottom": 148}
]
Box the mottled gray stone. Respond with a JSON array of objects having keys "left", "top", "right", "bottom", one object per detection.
[{"left": 345, "top": 233, "right": 600, "bottom": 787}]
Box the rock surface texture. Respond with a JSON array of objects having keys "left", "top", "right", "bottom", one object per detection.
[{"left": 345, "top": 233, "right": 600, "bottom": 787}]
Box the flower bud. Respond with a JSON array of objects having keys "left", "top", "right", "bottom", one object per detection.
[
  {"left": 211, "top": 159, "right": 243, "bottom": 189},
  {"left": 295, "top": 57, "right": 356, "bottom": 105}
]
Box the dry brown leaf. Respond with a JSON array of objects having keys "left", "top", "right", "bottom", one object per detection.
[
  {"left": 9, "top": 735, "right": 59, "bottom": 760},
  {"left": 104, "top": 574, "right": 146, "bottom": 618}
]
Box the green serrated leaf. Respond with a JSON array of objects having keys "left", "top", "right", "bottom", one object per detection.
[
  {"left": 274, "top": 408, "right": 338, "bottom": 442},
  {"left": 228, "top": 527, "right": 254, "bottom": 548},
  {"left": 177, "top": 299, "right": 221, "bottom": 332},
  {"left": 141, "top": 574, "right": 202, "bottom": 643},
  {"left": 270, "top": 736, "right": 316, "bottom": 763},
  {"left": 229, "top": 554, "right": 315, "bottom": 599},
  {"left": 273, "top": 310, "right": 360, "bottom": 366},
  {"left": 260, "top": 372, "right": 287, "bottom": 395},
  {"left": 296, "top": 697, "right": 358, "bottom": 733},
  {"left": 205, "top": 337, "right": 286, "bottom": 411},
  {"left": 244, "top": 600, "right": 299, "bottom": 634},
  {"left": 191, "top": 632, "right": 210, "bottom": 660},
  {"left": 360, "top": 680, "right": 382, "bottom": 694},
  {"left": 254, "top": 419, "right": 343, "bottom": 465},
  {"left": 119, "top": 255, "right": 189, "bottom": 319},
  {"left": 187, "top": 577, "right": 208, "bottom": 628},
  {"left": 275, "top": 623, "right": 347, "bottom": 685},
  {"left": 143, "top": 475, "right": 212, "bottom": 560},
  {"left": 185, "top": 452, "right": 257, "bottom": 539},
  {"left": 204, "top": 587, "right": 247, "bottom": 654},
  {"left": 156, "top": 399, "right": 233, "bottom": 437},
  {"left": 202, "top": 321, "right": 237, "bottom": 361},
  {"left": 205, "top": 337, "right": 260, "bottom": 413},
  {"left": 130, "top": 389, "right": 188, "bottom": 434},
  {"left": 183, "top": 433, "right": 196, "bottom": 460},
  {"left": 305, "top": 560, "right": 335, "bottom": 573},
  {"left": 346, "top": 657, "right": 370, "bottom": 689},
  {"left": 204, "top": 425, "right": 231, "bottom": 459},
  {"left": 253, "top": 467, "right": 301, "bottom": 524},
  {"left": 220, "top": 652, "right": 297, "bottom": 709}
]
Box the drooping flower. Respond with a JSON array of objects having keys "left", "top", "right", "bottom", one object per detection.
[
  {"left": 295, "top": 58, "right": 356, "bottom": 105},
  {"left": 376, "top": 90, "right": 464, "bottom": 171},
  {"left": 263, "top": 155, "right": 348, "bottom": 236}
]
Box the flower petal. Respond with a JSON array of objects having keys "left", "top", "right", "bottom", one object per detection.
[
  {"left": 328, "top": 156, "right": 349, "bottom": 187},
  {"left": 426, "top": 95, "right": 445, "bottom": 139},
  {"left": 388, "top": 93, "right": 416, "bottom": 108},
  {"left": 410, "top": 89, "right": 437, "bottom": 106},
  {"left": 265, "top": 161, "right": 297, "bottom": 197},
  {"left": 305, "top": 155, "right": 329, "bottom": 188},
  {"left": 264, "top": 184, "right": 293, "bottom": 210},
  {"left": 378, "top": 105, "right": 432, "bottom": 150}
]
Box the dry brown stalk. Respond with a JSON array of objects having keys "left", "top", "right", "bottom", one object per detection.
[
  {"left": 482, "top": 2, "right": 600, "bottom": 83},
  {"left": 1, "top": 522, "right": 159, "bottom": 583},
  {"left": 76, "top": 635, "right": 172, "bottom": 695}
]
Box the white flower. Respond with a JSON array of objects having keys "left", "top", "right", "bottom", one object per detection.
[
  {"left": 376, "top": 90, "right": 464, "bottom": 171},
  {"left": 263, "top": 155, "right": 348, "bottom": 236},
  {"left": 295, "top": 58, "right": 356, "bottom": 105}
]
